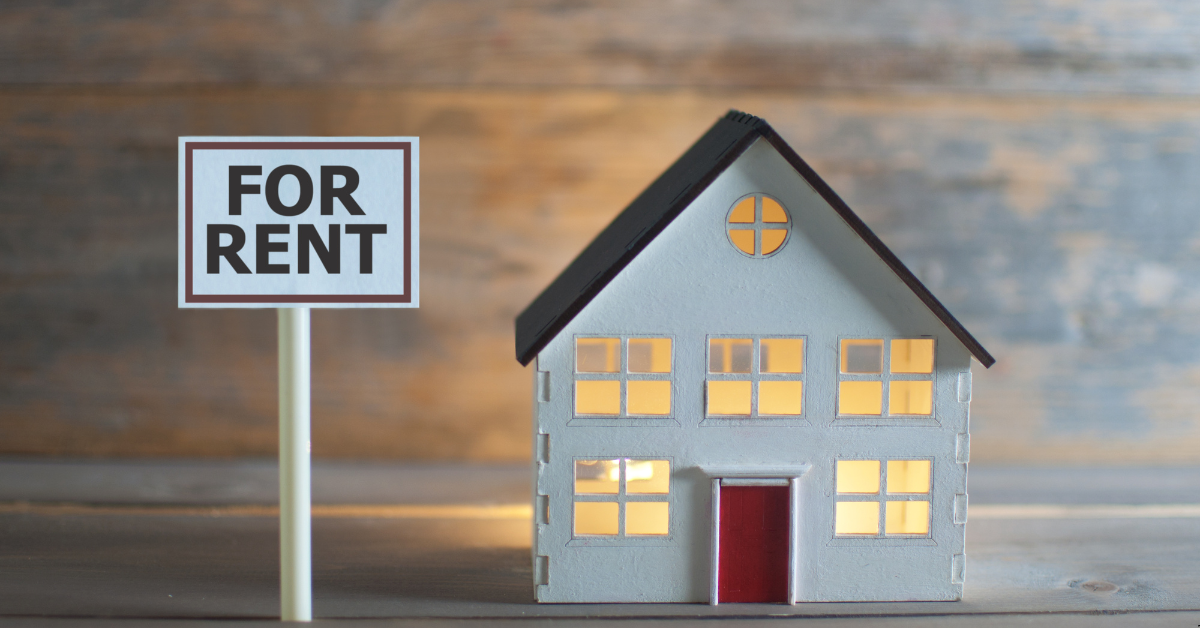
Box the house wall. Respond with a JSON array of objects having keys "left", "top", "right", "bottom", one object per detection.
[{"left": 533, "top": 140, "right": 972, "bottom": 603}]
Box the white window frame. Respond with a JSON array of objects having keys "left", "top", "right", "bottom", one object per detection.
[
  {"left": 571, "top": 457, "right": 673, "bottom": 544},
  {"left": 833, "top": 458, "right": 933, "bottom": 539},
  {"left": 704, "top": 335, "right": 807, "bottom": 419},
  {"left": 572, "top": 335, "right": 674, "bottom": 419},
  {"left": 835, "top": 336, "right": 936, "bottom": 418}
]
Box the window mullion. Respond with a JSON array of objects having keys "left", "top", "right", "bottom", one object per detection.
[
  {"left": 617, "top": 460, "right": 627, "bottom": 537},
  {"left": 878, "top": 461, "right": 888, "bottom": 537}
]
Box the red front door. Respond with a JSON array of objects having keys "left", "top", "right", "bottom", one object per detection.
[{"left": 718, "top": 485, "right": 790, "bottom": 603}]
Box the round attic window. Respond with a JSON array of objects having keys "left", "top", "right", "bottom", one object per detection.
[{"left": 726, "top": 194, "right": 791, "bottom": 257}]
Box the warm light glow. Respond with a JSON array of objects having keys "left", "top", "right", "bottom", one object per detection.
[
  {"left": 760, "top": 338, "right": 803, "bottom": 373},
  {"left": 762, "top": 197, "right": 787, "bottom": 223},
  {"left": 837, "top": 460, "right": 881, "bottom": 494},
  {"left": 761, "top": 229, "right": 787, "bottom": 255},
  {"left": 835, "top": 501, "right": 879, "bottom": 535},
  {"left": 889, "top": 380, "right": 933, "bottom": 415},
  {"left": 841, "top": 339, "right": 883, "bottom": 374},
  {"left": 576, "top": 338, "right": 620, "bottom": 373},
  {"left": 574, "top": 459, "right": 619, "bottom": 494},
  {"left": 575, "top": 380, "right": 620, "bottom": 415},
  {"left": 627, "top": 380, "right": 671, "bottom": 415},
  {"left": 887, "top": 460, "right": 931, "bottom": 494},
  {"left": 625, "top": 502, "right": 669, "bottom": 535},
  {"left": 758, "top": 381, "right": 803, "bottom": 415},
  {"left": 727, "top": 195, "right": 790, "bottom": 256},
  {"left": 707, "top": 380, "right": 752, "bottom": 415},
  {"left": 574, "top": 501, "right": 618, "bottom": 535},
  {"left": 729, "top": 197, "right": 755, "bottom": 223},
  {"left": 886, "top": 501, "right": 930, "bottom": 535},
  {"left": 839, "top": 381, "right": 883, "bottom": 415},
  {"left": 890, "top": 339, "right": 935, "bottom": 374},
  {"left": 625, "top": 460, "right": 670, "bottom": 494},
  {"left": 628, "top": 338, "right": 672, "bottom": 373},
  {"left": 729, "top": 229, "right": 755, "bottom": 255},
  {"left": 709, "top": 338, "right": 753, "bottom": 373}
]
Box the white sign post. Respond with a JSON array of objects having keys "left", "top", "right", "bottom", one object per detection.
[{"left": 178, "top": 137, "right": 419, "bottom": 621}]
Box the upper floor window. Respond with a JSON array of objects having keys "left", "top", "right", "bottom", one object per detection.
[
  {"left": 706, "top": 336, "right": 805, "bottom": 417},
  {"left": 575, "top": 337, "right": 672, "bottom": 417},
  {"left": 837, "top": 338, "right": 934, "bottom": 417},
  {"left": 726, "top": 194, "right": 791, "bottom": 257}
]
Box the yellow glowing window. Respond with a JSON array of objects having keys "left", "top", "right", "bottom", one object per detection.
[
  {"left": 707, "top": 380, "right": 752, "bottom": 415},
  {"left": 761, "top": 230, "right": 787, "bottom": 255},
  {"left": 839, "top": 381, "right": 882, "bottom": 415},
  {"left": 625, "top": 502, "right": 669, "bottom": 535},
  {"left": 729, "top": 230, "right": 755, "bottom": 255},
  {"left": 729, "top": 196, "right": 755, "bottom": 223},
  {"left": 758, "top": 381, "right": 803, "bottom": 415},
  {"left": 574, "top": 459, "right": 620, "bottom": 494},
  {"left": 839, "top": 337, "right": 934, "bottom": 418},
  {"left": 835, "top": 502, "right": 879, "bottom": 535},
  {"left": 575, "top": 336, "right": 673, "bottom": 418},
  {"left": 760, "top": 338, "right": 803, "bottom": 373},
  {"left": 709, "top": 338, "right": 753, "bottom": 373},
  {"left": 707, "top": 337, "right": 805, "bottom": 419},
  {"left": 885, "top": 501, "right": 930, "bottom": 535},
  {"left": 836, "top": 459, "right": 932, "bottom": 538},
  {"left": 576, "top": 338, "right": 620, "bottom": 372},
  {"left": 841, "top": 339, "right": 883, "bottom": 374},
  {"left": 726, "top": 195, "right": 790, "bottom": 257},
  {"left": 625, "top": 459, "right": 670, "bottom": 494},
  {"left": 762, "top": 197, "right": 787, "bottom": 223},
  {"left": 890, "top": 339, "right": 934, "bottom": 374},
  {"left": 627, "top": 380, "right": 671, "bottom": 415},
  {"left": 575, "top": 380, "right": 620, "bottom": 415},
  {"left": 886, "top": 460, "right": 931, "bottom": 494},
  {"left": 574, "top": 459, "right": 671, "bottom": 538},
  {"left": 837, "top": 460, "right": 881, "bottom": 494},
  {"left": 574, "top": 502, "right": 618, "bottom": 535},
  {"left": 889, "top": 380, "right": 933, "bottom": 415},
  {"left": 629, "top": 338, "right": 672, "bottom": 373}
]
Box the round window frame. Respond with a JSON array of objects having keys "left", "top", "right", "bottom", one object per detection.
[{"left": 725, "top": 193, "right": 792, "bottom": 259}]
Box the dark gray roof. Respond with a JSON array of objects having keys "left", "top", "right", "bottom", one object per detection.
[{"left": 515, "top": 110, "right": 995, "bottom": 369}]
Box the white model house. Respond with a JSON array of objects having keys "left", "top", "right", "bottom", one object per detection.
[{"left": 514, "top": 111, "right": 994, "bottom": 604}]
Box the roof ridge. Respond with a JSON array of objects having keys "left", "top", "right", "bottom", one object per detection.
[{"left": 723, "top": 109, "right": 765, "bottom": 126}]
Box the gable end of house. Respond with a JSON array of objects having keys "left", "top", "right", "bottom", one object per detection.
[{"left": 515, "top": 111, "right": 995, "bottom": 369}]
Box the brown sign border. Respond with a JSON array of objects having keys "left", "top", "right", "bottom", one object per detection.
[{"left": 184, "top": 141, "right": 413, "bottom": 304}]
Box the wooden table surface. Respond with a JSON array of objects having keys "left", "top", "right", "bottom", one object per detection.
[{"left": 1, "top": 460, "right": 1198, "bottom": 627}]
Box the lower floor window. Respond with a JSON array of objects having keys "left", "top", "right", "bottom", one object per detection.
[
  {"left": 834, "top": 459, "right": 931, "bottom": 537},
  {"left": 574, "top": 459, "right": 670, "bottom": 536}
]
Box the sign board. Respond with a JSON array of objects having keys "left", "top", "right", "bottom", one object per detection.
[{"left": 178, "top": 137, "right": 418, "bottom": 308}]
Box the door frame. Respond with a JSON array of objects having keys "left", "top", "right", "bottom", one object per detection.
[{"left": 704, "top": 465, "right": 809, "bottom": 605}]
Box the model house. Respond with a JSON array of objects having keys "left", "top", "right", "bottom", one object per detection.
[{"left": 514, "top": 111, "right": 994, "bottom": 604}]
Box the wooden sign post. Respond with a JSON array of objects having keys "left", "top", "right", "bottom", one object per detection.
[{"left": 178, "top": 137, "right": 419, "bottom": 621}]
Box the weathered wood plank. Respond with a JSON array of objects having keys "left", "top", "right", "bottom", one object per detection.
[
  {"left": 4, "top": 459, "right": 1198, "bottom": 508},
  {"left": 0, "top": 458, "right": 532, "bottom": 506},
  {"left": 3, "top": 87, "right": 1200, "bottom": 462},
  {"left": 3, "top": 1, "right": 1200, "bottom": 94},
  {"left": 0, "top": 462, "right": 1197, "bottom": 620},
  {"left": 0, "top": 511, "right": 1197, "bottom": 618}
]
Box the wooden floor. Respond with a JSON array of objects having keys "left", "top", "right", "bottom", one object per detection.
[{"left": 1, "top": 460, "right": 1198, "bottom": 626}]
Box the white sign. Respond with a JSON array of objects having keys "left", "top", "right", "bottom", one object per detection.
[{"left": 178, "top": 137, "right": 418, "bottom": 307}]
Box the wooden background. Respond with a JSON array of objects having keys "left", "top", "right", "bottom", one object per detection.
[{"left": 3, "top": 1, "right": 1200, "bottom": 464}]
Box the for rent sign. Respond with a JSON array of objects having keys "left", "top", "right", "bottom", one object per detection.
[{"left": 178, "top": 138, "right": 418, "bottom": 307}]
